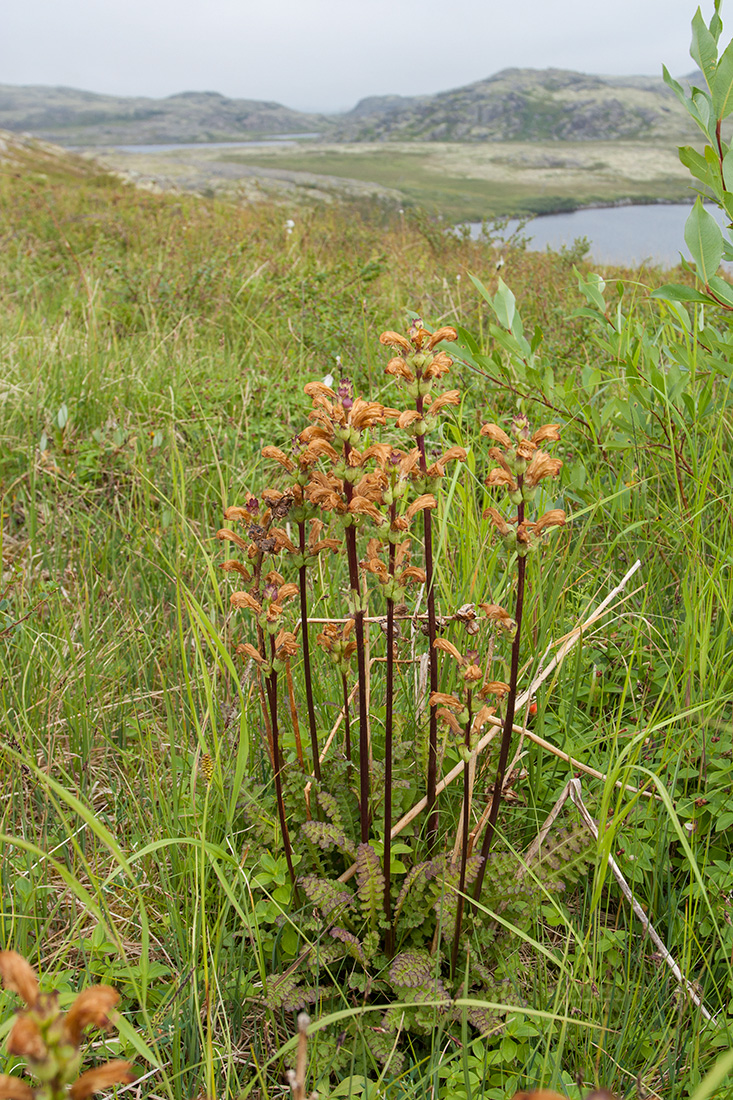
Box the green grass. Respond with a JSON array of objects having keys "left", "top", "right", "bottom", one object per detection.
[
  {"left": 217, "top": 144, "right": 692, "bottom": 219},
  {"left": 1, "top": 141, "right": 733, "bottom": 1100}
]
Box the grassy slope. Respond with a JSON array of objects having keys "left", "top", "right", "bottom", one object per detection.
[{"left": 1, "top": 146, "right": 732, "bottom": 1099}]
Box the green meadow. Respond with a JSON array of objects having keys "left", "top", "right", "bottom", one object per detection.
[
  {"left": 2, "top": 12, "right": 733, "bottom": 1097},
  {"left": 93, "top": 139, "right": 694, "bottom": 221}
]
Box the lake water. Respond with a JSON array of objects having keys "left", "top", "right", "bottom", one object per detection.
[{"left": 468, "top": 203, "right": 729, "bottom": 267}]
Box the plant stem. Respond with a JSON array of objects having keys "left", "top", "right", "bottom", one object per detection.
[
  {"left": 383, "top": 506, "right": 397, "bottom": 956},
  {"left": 298, "top": 519, "right": 321, "bottom": 781},
  {"left": 416, "top": 404, "right": 439, "bottom": 848},
  {"left": 473, "top": 498, "right": 526, "bottom": 902},
  {"left": 451, "top": 688, "right": 472, "bottom": 975},
  {"left": 266, "top": 638, "right": 299, "bottom": 901},
  {"left": 344, "top": 522, "right": 370, "bottom": 843},
  {"left": 341, "top": 671, "right": 352, "bottom": 762},
  {"left": 284, "top": 657, "right": 305, "bottom": 770},
  {"left": 342, "top": 441, "right": 370, "bottom": 843}
]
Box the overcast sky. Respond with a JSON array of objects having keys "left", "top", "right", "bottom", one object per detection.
[{"left": 0, "top": 0, "right": 716, "bottom": 114}]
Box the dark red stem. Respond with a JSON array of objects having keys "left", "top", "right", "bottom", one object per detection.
[
  {"left": 383, "top": 506, "right": 397, "bottom": 956},
  {"left": 265, "top": 642, "right": 299, "bottom": 902},
  {"left": 416, "top": 401, "right": 439, "bottom": 849},
  {"left": 341, "top": 671, "right": 352, "bottom": 762},
  {"left": 298, "top": 520, "right": 321, "bottom": 781},
  {"left": 451, "top": 688, "right": 472, "bottom": 975},
  {"left": 473, "top": 496, "right": 526, "bottom": 903},
  {"left": 341, "top": 441, "right": 370, "bottom": 843}
]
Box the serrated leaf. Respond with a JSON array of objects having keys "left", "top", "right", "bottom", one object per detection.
[
  {"left": 691, "top": 8, "right": 718, "bottom": 86},
  {"left": 355, "top": 843, "right": 384, "bottom": 930},
  {"left": 684, "top": 199, "right": 724, "bottom": 280}
]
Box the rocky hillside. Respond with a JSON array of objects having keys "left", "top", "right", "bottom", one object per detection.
[
  {"left": 0, "top": 85, "right": 325, "bottom": 145},
  {"left": 0, "top": 127, "right": 107, "bottom": 178},
  {"left": 0, "top": 68, "right": 704, "bottom": 147},
  {"left": 331, "top": 69, "right": 701, "bottom": 143}
]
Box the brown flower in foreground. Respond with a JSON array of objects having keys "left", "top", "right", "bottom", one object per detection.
[{"left": 0, "top": 951, "right": 137, "bottom": 1100}]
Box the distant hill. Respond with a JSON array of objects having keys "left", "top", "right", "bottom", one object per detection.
[
  {"left": 0, "top": 69, "right": 705, "bottom": 147},
  {"left": 331, "top": 69, "right": 702, "bottom": 143},
  {"left": 0, "top": 85, "right": 325, "bottom": 145}
]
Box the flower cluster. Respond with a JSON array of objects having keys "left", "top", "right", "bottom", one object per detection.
[
  {"left": 0, "top": 951, "right": 136, "bottom": 1100},
  {"left": 481, "top": 415, "right": 566, "bottom": 555}
]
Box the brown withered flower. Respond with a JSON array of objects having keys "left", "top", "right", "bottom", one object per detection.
[
  {"left": 316, "top": 620, "right": 357, "bottom": 675},
  {"left": 533, "top": 509, "right": 567, "bottom": 535},
  {"left": 480, "top": 423, "right": 512, "bottom": 448},
  {"left": 524, "top": 451, "right": 563, "bottom": 488},
  {"left": 0, "top": 951, "right": 136, "bottom": 1100},
  {"left": 480, "top": 603, "right": 516, "bottom": 632}
]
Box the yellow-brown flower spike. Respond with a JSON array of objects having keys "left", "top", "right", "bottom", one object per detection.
[
  {"left": 230, "top": 590, "right": 263, "bottom": 613},
  {"left": 64, "top": 987, "right": 119, "bottom": 1045},
  {"left": 472, "top": 703, "right": 496, "bottom": 734},
  {"left": 379, "top": 331, "right": 412, "bottom": 353},
  {"left": 0, "top": 1078, "right": 34, "bottom": 1100},
  {"left": 385, "top": 356, "right": 415, "bottom": 382},
  {"left": 426, "top": 390, "right": 460, "bottom": 415},
  {"left": 427, "top": 326, "right": 458, "bottom": 349},
  {"left": 236, "top": 641, "right": 267, "bottom": 665},
  {"left": 480, "top": 603, "right": 515, "bottom": 630},
  {"left": 261, "top": 445, "right": 295, "bottom": 472},
  {"left": 69, "top": 1062, "right": 137, "bottom": 1100},
  {"left": 480, "top": 423, "right": 512, "bottom": 447},
  {"left": 524, "top": 451, "right": 563, "bottom": 487},
  {"left": 433, "top": 637, "right": 463, "bottom": 662},
  {"left": 485, "top": 468, "right": 517, "bottom": 491},
  {"left": 274, "top": 630, "right": 299, "bottom": 658},
  {"left": 405, "top": 494, "right": 437, "bottom": 522},
  {"left": 530, "top": 423, "right": 562, "bottom": 445},
  {"left": 429, "top": 691, "right": 463, "bottom": 710},
  {"left": 0, "top": 953, "right": 38, "bottom": 1007},
  {"left": 533, "top": 509, "right": 567, "bottom": 534},
  {"left": 6, "top": 1015, "right": 46, "bottom": 1061},
  {"left": 0, "top": 953, "right": 137, "bottom": 1100},
  {"left": 480, "top": 681, "right": 511, "bottom": 698},
  {"left": 483, "top": 507, "right": 513, "bottom": 536}
]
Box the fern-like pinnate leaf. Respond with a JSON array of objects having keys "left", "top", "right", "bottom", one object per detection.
[
  {"left": 432, "top": 854, "right": 482, "bottom": 941},
  {"left": 266, "top": 973, "right": 319, "bottom": 1011},
  {"left": 300, "top": 874, "right": 354, "bottom": 920},
  {"left": 394, "top": 860, "right": 433, "bottom": 922},
  {"left": 301, "top": 819, "right": 356, "bottom": 858},
  {"left": 318, "top": 788, "right": 345, "bottom": 830},
  {"left": 389, "top": 949, "right": 433, "bottom": 991},
  {"left": 330, "top": 926, "right": 367, "bottom": 965},
  {"left": 355, "top": 843, "right": 385, "bottom": 930}
]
